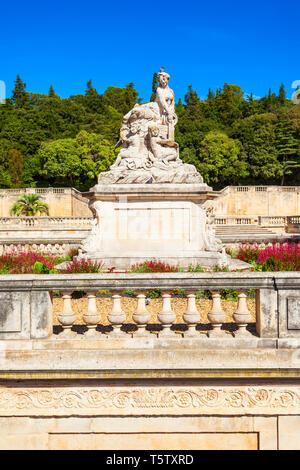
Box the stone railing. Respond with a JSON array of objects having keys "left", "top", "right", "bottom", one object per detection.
[
  {"left": 0, "top": 187, "right": 73, "bottom": 196},
  {"left": 214, "top": 216, "right": 296, "bottom": 227},
  {"left": 0, "top": 241, "right": 79, "bottom": 256},
  {"left": 0, "top": 215, "right": 297, "bottom": 229},
  {"left": 286, "top": 216, "right": 300, "bottom": 234},
  {"left": 226, "top": 186, "right": 300, "bottom": 193},
  {"left": 0, "top": 216, "right": 93, "bottom": 227},
  {"left": 1, "top": 272, "right": 299, "bottom": 346},
  {"left": 214, "top": 217, "right": 258, "bottom": 225},
  {"left": 258, "top": 216, "right": 287, "bottom": 226}
]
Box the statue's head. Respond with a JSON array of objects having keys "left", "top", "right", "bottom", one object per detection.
[
  {"left": 130, "top": 122, "right": 140, "bottom": 134},
  {"left": 158, "top": 67, "right": 169, "bottom": 88},
  {"left": 149, "top": 126, "right": 159, "bottom": 137}
]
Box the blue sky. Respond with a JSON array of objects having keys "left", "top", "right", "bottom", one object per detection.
[{"left": 1, "top": 0, "right": 299, "bottom": 102}]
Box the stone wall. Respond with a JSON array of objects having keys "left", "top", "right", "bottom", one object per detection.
[
  {"left": 212, "top": 186, "right": 300, "bottom": 217},
  {"left": 0, "top": 379, "right": 299, "bottom": 450},
  {"left": 0, "top": 188, "right": 91, "bottom": 217},
  {"left": 0, "top": 272, "right": 300, "bottom": 449},
  {"left": 1, "top": 186, "right": 300, "bottom": 218}
]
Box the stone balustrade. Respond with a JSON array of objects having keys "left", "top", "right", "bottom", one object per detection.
[
  {"left": 56, "top": 289, "right": 253, "bottom": 339},
  {"left": 214, "top": 217, "right": 257, "bottom": 225},
  {"left": 214, "top": 216, "right": 290, "bottom": 226},
  {"left": 0, "top": 215, "right": 298, "bottom": 232},
  {"left": 0, "top": 216, "right": 93, "bottom": 227},
  {"left": 0, "top": 272, "right": 300, "bottom": 346}
]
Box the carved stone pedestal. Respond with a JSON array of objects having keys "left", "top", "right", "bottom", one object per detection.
[{"left": 80, "top": 183, "right": 228, "bottom": 270}]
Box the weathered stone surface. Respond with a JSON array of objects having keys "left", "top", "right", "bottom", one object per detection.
[
  {"left": 30, "top": 291, "right": 53, "bottom": 339},
  {"left": 79, "top": 184, "right": 236, "bottom": 269},
  {"left": 0, "top": 414, "right": 279, "bottom": 450},
  {"left": 0, "top": 292, "right": 30, "bottom": 340},
  {"left": 98, "top": 69, "right": 203, "bottom": 185},
  {"left": 278, "top": 289, "right": 300, "bottom": 338},
  {"left": 255, "top": 289, "right": 278, "bottom": 338},
  {"left": 278, "top": 416, "right": 300, "bottom": 449}
]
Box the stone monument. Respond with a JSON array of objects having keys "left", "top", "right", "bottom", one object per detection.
[{"left": 79, "top": 68, "right": 231, "bottom": 269}]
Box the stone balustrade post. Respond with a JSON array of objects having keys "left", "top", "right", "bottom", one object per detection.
[
  {"left": 233, "top": 291, "right": 252, "bottom": 336},
  {"left": 57, "top": 292, "right": 77, "bottom": 338},
  {"left": 107, "top": 294, "right": 126, "bottom": 336},
  {"left": 183, "top": 293, "right": 200, "bottom": 336},
  {"left": 158, "top": 293, "right": 176, "bottom": 337},
  {"left": 207, "top": 291, "right": 227, "bottom": 337},
  {"left": 83, "top": 291, "right": 102, "bottom": 337},
  {"left": 132, "top": 294, "right": 150, "bottom": 336}
]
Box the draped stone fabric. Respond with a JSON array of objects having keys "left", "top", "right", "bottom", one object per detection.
[{"left": 98, "top": 69, "right": 203, "bottom": 185}]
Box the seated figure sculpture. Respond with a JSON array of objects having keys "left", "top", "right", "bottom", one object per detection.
[
  {"left": 148, "top": 125, "right": 179, "bottom": 165},
  {"left": 98, "top": 68, "right": 203, "bottom": 184}
]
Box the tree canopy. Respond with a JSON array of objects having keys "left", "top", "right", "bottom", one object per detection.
[{"left": 0, "top": 76, "right": 299, "bottom": 190}]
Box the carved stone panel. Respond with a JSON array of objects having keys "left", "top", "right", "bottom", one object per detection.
[
  {"left": 279, "top": 291, "right": 300, "bottom": 338},
  {"left": 0, "top": 292, "right": 30, "bottom": 339},
  {"left": 0, "top": 294, "right": 21, "bottom": 332},
  {"left": 287, "top": 297, "right": 300, "bottom": 330}
]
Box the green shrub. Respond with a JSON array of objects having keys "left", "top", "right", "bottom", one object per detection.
[
  {"left": 146, "top": 289, "right": 161, "bottom": 298},
  {"left": 123, "top": 289, "right": 137, "bottom": 297},
  {"left": 195, "top": 289, "right": 211, "bottom": 299}
]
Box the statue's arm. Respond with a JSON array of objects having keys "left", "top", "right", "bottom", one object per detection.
[{"left": 157, "top": 139, "right": 178, "bottom": 148}]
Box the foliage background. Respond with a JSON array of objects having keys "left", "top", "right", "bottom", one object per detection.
[{"left": 0, "top": 76, "right": 299, "bottom": 191}]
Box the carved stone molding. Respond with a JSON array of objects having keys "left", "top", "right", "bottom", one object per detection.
[{"left": 1, "top": 386, "right": 300, "bottom": 416}]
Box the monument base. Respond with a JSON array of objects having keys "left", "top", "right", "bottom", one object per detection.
[
  {"left": 76, "top": 184, "right": 239, "bottom": 270},
  {"left": 80, "top": 251, "right": 227, "bottom": 270}
]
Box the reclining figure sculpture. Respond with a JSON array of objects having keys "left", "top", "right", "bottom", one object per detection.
[{"left": 98, "top": 68, "right": 203, "bottom": 184}]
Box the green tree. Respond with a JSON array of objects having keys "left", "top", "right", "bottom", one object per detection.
[
  {"left": 12, "top": 75, "right": 29, "bottom": 109},
  {"left": 10, "top": 194, "right": 49, "bottom": 216},
  {"left": 231, "top": 113, "right": 281, "bottom": 183},
  {"left": 48, "top": 85, "right": 59, "bottom": 99},
  {"left": 32, "top": 131, "right": 116, "bottom": 190},
  {"left": 75, "top": 130, "right": 116, "bottom": 181},
  {"left": 215, "top": 83, "right": 244, "bottom": 126},
  {"left": 175, "top": 98, "right": 184, "bottom": 116},
  {"left": 8, "top": 149, "right": 24, "bottom": 187},
  {"left": 85, "top": 80, "right": 97, "bottom": 96},
  {"left": 36, "top": 138, "right": 81, "bottom": 187},
  {"left": 184, "top": 85, "right": 200, "bottom": 107},
  {"left": 197, "top": 131, "right": 248, "bottom": 187},
  {"left": 103, "top": 84, "right": 139, "bottom": 114},
  {"left": 278, "top": 83, "right": 286, "bottom": 105},
  {"left": 150, "top": 72, "right": 158, "bottom": 102},
  {"left": 275, "top": 114, "right": 300, "bottom": 185}
]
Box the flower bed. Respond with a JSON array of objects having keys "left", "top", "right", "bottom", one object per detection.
[
  {"left": 235, "top": 241, "right": 300, "bottom": 271},
  {"left": 1, "top": 243, "right": 300, "bottom": 275},
  {"left": 0, "top": 249, "right": 62, "bottom": 274}
]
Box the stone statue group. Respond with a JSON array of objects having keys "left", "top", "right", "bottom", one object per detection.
[{"left": 98, "top": 68, "right": 203, "bottom": 184}]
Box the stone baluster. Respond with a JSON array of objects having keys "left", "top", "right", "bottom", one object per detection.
[
  {"left": 158, "top": 293, "right": 176, "bottom": 337},
  {"left": 83, "top": 291, "right": 102, "bottom": 337},
  {"left": 132, "top": 294, "right": 150, "bottom": 336},
  {"left": 207, "top": 291, "right": 227, "bottom": 337},
  {"left": 183, "top": 293, "right": 200, "bottom": 336},
  {"left": 107, "top": 294, "right": 126, "bottom": 336},
  {"left": 233, "top": 291, "right": 252, "bottom": 336},
  {"left": 57, "top": 292, "right": 77, "bottom": 338}
]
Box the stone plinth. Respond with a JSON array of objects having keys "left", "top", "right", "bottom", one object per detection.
[{"left": 81, "top": 183, "right": 226, "bottom": 269}]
